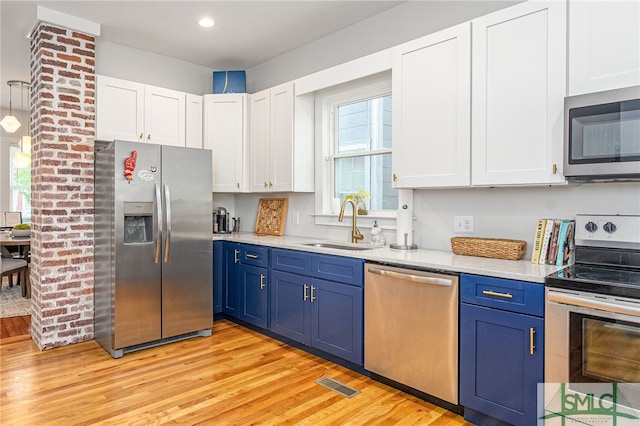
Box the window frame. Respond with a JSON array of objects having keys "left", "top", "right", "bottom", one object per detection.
[{"left": 313, "top": 72, "right": 397, "bottom": 228}]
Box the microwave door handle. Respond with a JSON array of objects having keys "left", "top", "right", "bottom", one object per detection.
[
  {"left": 164, "top": 182, "right": 171, "bottom": 263},
  {"left": 154, "top": 182, "right": 162, "bottom": 264}
]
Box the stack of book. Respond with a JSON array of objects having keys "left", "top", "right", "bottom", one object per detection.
[{"left": 531, "top": 219, "right": 576, "bottom": 266}]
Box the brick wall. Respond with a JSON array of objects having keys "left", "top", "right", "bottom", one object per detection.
[{"left": 30, "top": 23, "right": 95, "bottom": 350}]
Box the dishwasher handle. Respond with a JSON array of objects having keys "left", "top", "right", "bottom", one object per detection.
[{"left": 367, "top": 266, "right": 453, "bottom": 287}]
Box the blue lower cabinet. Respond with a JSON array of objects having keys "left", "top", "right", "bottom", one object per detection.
[
  {"left": 460, "top": 290, "right": 544, "bottom": 426},
  {"left": 223, "top": 242, "right": 270, "bottom": 329},
  {"left": 213, "top": 241, "right": 224, "bottom": 315},
  {"left": 270, "top": 270, "right": 310, "bottom": 344},
  {"left": 237, "top": 263, "right": 269, "bottom": 328},
  {"left": 223, "top": 242, "right": 241, "bottom": 316},
  {"left": 311, "top": 279, "right": 363, "bottom": 365},
  {"left": 270, "top": 250, "right": 364, "bottom": 365}
]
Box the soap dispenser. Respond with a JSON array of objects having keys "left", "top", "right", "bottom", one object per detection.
[{"left": 370, "top": 220, "right": 385, "bottom": 246}]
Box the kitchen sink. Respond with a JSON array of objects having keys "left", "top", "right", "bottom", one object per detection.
[{"left": 300, "top": 242, "right": 377, "bottom": 251}]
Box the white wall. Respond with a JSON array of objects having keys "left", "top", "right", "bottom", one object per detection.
[
  {"left": 231, "top": 182, "right": 640, "bottom": 259},
  {"left": 96, "top": 41, "right": 213, "bottom": 95},
  {"left": 246, "top": 1, "right": 521, "bottom": 92}
]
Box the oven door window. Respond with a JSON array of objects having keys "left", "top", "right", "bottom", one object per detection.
[
  {"left": 568, "top": 99, "right": 640, "bottom": 164},
  {"left": 570, "top": 312, "right": 640, "bottom": 383}
]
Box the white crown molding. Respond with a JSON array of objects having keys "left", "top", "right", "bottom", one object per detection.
[{"left": 27, "top": 6, "right": 101, "bottom": 39}]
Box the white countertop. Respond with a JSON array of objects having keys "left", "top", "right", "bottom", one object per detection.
[{"left": 213, "top": 233, "right": 562, "bottom": 283}]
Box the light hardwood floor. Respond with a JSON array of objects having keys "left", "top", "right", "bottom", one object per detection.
[{"left": 1, "top": 320, "right": 473, "bottom": 425}]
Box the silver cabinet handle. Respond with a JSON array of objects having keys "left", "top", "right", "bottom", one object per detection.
[
  {"left": 246, "top": 254, "right": 259, "bottom": 259},
  {"left": 163, "top": 183, "right": 171, "bottom": 263},
  {"left": 367, "top": 267, "right": 453, "bottom": 287},
  {"left": 303, "top": 284, "right": 309, "bottom": 301},
  {"left": 154, "top": 182, "right": 162, "bottom": 264},
  {"left": 311, "top": 285, "right": 316, "bottom": 302},
  {"left": 260, "top": 274, "right": 265, "bottom": 289},
  {"left": 234, "top": 249, "right": 239, "bottom": 264}
]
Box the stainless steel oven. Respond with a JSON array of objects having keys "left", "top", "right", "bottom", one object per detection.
[{"left": 545, "top": 214, "right": 640, "bottom": 384}]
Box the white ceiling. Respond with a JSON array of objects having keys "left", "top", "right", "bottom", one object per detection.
[{"left": 0, "top": 0, "right": 404, "bottom": 110}]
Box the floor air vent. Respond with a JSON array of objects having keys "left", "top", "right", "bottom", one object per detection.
[{"left": 316, "top": 377, "right": 360, "bottom": 398}]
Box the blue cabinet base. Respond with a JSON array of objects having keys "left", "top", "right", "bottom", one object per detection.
[{"left": 464, "top": 407, "right": 513, "bottom": 426}]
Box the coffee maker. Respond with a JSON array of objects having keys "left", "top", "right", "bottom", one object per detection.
[{"left": 213, "top": 207, "right": 230, "bottom": 233}]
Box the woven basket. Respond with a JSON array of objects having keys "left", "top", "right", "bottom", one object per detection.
[{"left": 451, "top": 237, "right": 526, "bottom": 261}]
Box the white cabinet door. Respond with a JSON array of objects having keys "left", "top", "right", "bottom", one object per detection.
[
  {"left": 96, "top": 75, "right": 144, "bottom": 142},
  {"left": 392, "top": 23, "right": 471, "bottom": 188},
  {"left": 249, "top": 89, "right": 271, "bottom": 192},
  {"left": 269, "top": 82, "right": 294, "bottom": 192},
  {"left": 203, "top": 94, "right": 249, "bottom": 193},
  {"left": 471, "top": 1, "right": 566, "bottom": 186},
  {"left": 568, "top": 0, "right": 640, "bottom": 95},
  {"left": 185, "top": 94, "right": 203, "bottom": 149},
  {"left": 144, "top": 85, "right": 186, "bottom": 147}
]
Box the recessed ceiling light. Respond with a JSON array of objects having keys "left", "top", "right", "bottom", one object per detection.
[{"left": 198, "top": 17, "right": 215, "bottom": 28}]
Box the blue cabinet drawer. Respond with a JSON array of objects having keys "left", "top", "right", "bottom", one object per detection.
[
  {"left": 239, "top": 244, "right": 269, "bottom": 268},
  {"left": 271, "top": 248, "right": 313, "bottom": 275},
  {"left": 312, "top": 254, "right": 364, "bottom": 287},
  {"left": 460, "top": 274, "right": 544, "bottom": 317}
]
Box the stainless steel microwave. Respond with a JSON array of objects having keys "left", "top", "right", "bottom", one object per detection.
[{"left": 564, "top": 85, "right": 640, "bottom": 181}]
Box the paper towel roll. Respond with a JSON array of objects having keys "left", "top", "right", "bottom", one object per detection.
[
  {"left": 396, "top": 208, "right": 413, "bottom": 246},
  {"left": 331, "top": 198, "right": 341, "bottom": 215}
]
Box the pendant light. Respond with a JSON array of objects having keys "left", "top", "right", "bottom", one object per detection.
[
  {"left": 12, "top": 81, "right": 32, "bottom": 169},
  {"left": 1, "top": 80, "right": 23, "bottom": 133}
]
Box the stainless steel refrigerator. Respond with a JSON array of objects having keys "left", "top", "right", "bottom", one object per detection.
[{"left": 94, "top": 140, "right": 213, "bottom": 358}]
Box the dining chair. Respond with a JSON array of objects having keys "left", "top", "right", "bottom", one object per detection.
[{"left": 1, "top": 258, "right": 30, "bottom": 298}]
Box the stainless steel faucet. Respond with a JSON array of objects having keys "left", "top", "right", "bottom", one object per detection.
[{"left": 338, "top": 199, "right": 364, "bottom": 243}]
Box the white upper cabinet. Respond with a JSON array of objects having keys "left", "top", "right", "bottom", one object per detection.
[
  {"left": 143, "top": 86, "right": 185, "bottom": 147},
  {"left": 471, "top": 1, "right": 566, "bottom": 186},
  {"left": 568, "top": 0, "right": 640, "bottom": 95},
  {"left": 203, "top": 94, "right": 249, "bottom": 193},
  {"left": 392, "top": 23, "right": 471, "bottom": 188},
  {"left": 185, "top": 94, "right": 203, "bottom": 148},
  {"left": 96, "top": 75, "right": 144, "bottom": 142},
  {"left": 249, "top": 82, "right": 314, "bottom": 193},
  {"left": 97, "top": 75, "right": 186, "bottom": 147}
]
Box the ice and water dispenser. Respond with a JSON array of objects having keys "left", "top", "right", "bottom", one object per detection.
[{"left": 123, "top": 202, "right": 154, "bottom": 244}]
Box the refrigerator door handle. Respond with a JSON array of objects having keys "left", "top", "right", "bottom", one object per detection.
[
  {"left": 164, "top": 182, "right": 172, "bottom": 263},
  {"left": 154, "top": 182, "right": 162, "bottom": 264}
]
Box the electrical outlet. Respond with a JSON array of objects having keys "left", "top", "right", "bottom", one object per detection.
[{"left": 454, "top": 216, "right": 474, "bottom": 233}]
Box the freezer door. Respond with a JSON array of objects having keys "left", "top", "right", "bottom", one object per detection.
[
  {"left": 161, "top": 146, "right": 213, "bottom": 337},
  {"left": 113, "top": 141, "right": 163, "bottom": 348}
]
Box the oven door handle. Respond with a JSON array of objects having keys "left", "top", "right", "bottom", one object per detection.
[{"left": 548, "top": 292, "right": 640, "bottom": 318}]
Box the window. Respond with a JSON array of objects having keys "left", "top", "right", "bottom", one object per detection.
[
  {"left": 9, "top": 145, "right": 31, "bottom": 222},
  {"left": 316, "top": 74, "right": 397, "bottom": 221}
]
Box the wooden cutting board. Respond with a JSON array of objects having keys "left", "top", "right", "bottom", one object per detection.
[{"left": 254, "top": 198, "right": 288, "bottom": 236}]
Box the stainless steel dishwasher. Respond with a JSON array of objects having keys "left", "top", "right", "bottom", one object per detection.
[{"left": 365, "top": 263, "right": 459, "bottom": 405}]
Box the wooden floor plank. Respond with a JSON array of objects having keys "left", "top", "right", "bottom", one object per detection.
[{"left": 0, "top": 320, "right": 474, "bottom": 425}]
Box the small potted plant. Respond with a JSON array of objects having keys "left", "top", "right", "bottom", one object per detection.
[{"left": 345, "top": 189, "right": 371, "bottom": 215}]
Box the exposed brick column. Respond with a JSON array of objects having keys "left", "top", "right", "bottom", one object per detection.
[{"left": 30, "top": 23, "right": 95, "bottom": 349}]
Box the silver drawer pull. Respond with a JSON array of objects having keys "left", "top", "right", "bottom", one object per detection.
[
  {"left": 245, "top": 254, "right": 259, "bottom": 259},
  {"left": 482, "top": 290, "right": 513, "bottom": 299}
]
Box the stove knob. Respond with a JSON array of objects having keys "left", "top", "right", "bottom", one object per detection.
[
  {"left": 603, "top": 221, "right": 617, "bottom": 233},
  {"left": 584, "top": 221, "right": 598, "bottom": 232}
]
